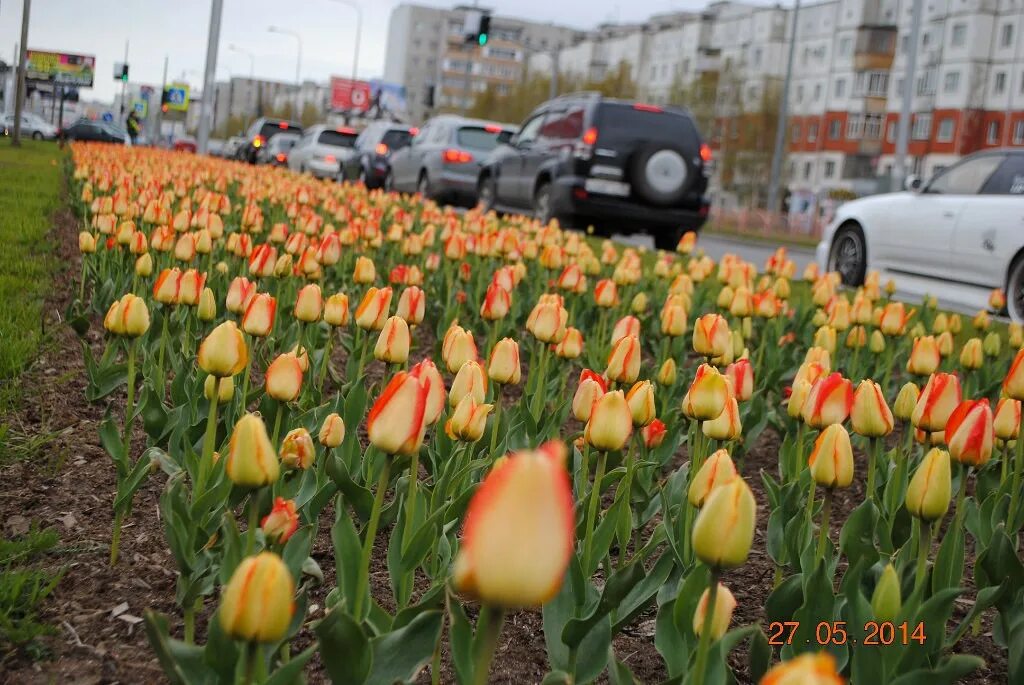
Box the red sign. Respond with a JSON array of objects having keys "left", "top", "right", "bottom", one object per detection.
[{"left": 330, "top": 77, "right": 372, "bottom": 111}]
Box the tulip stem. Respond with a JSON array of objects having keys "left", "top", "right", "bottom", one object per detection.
[
  {"left": 316, "top": 328, "right": 335, "bottom": 395},
  {"left": 471, "top": 605, "right": 505, "bottom": 685},
  {"left": 692, "top": 570, "right": 721, "bottom": 685},
  {"left": 196, "top": 390, "right": 219, "bottom": 499},
  {"left": 913, "top": 519, "right": 932, "bottom": 596},
  {"left": 272, "top": 404, "right": 285, "bottom": 450},
  {"left": 402, "top": 450, "right": 419, "bottom": 553},
  {"left": 245, "top": 495, "right": 260, "bottom": 556},
  {"left": 156, "top": 309, "right": 169, "bottom": 390},
  {"left": 578, "top": 442, "right": 591, "bottom": 502},
  {"left": 109, "top": 509, "right": 125, "bottom": 567},
  {"left": 953, "top": 466, "right": 970, "bottom": 533},
  {"left": 489, "top": 384, "right": 503, "bottom": 457},
  {"left": 815, "top": 488, "right": 833, "bottom": 567},
  {"left": 530, "top": 344, "right": 549, "bottom": 424},
  {"left": 581, "top": 450, "right": 607, "bottom": 575},
  {"left": 122, "top": 340, "right": 138, "bottom": 458},
  {"left": 1009, "top": 413, "right": 1024, "bottom": 528},
  {"left": 354, "top": 458, "right": 391, "bottom": 620},
  {"left": 867, "top": 437, "right": 880, "bottom": 504},
  {"left": 240, "top": 334, "right": 254, "bottom": 415},
  {"left": 78, "top": 256, "right": 87, "bottom": 302}
]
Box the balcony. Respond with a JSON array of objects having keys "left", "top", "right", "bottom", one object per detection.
[{"left": 853, "top": 26, "right": 897, "bottom": 71}]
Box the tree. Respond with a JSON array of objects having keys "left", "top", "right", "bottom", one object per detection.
[{"left": 300, "top": 102, "right": 320, "bottom": 128}]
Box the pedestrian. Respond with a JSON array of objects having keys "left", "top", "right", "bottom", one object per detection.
[{"left": 126, "top": 110, "right": 141, "bottom": 144}]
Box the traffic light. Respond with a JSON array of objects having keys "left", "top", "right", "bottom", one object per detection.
[
  {"left": 463, "top": 10, "right": 491, "bottom": 46},
  {"left": 477, "top": 14, "right": 490, "bottom": 46},
  {"left": 114, "top": 62, "right": 129, "bottom": 82}
]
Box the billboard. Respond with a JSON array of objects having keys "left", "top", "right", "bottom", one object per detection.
[
  {"left": 330, "top": 77, "right": 407, "bottom": 115},
  {"left": 26, "top": 50, "right": 96, "bottom": 87}
]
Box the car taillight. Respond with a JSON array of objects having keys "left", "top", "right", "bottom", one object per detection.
[
  {"left": 324, "top": 154, "right": 336, "bottom": 163},
  {"left": 442, "top": 148, "right": 473, "bottom": 164},
  {"left": 700, "top": 143, "right": 712, "bottom": 163},
  {"left": 633, "top": 103, "right": 662, "bottom": 112},
  {"left": 253, "top": 135, "right": 264, "bottom": 148},
  {"left": 409, "top": 127, "right": 419, "bottom": 135},
  {"left": 276, "top": 153, "right": 287, "bottom": 162},
  {"left": 484, "top": 124, "right": 501, "bottom": 133},
  {"left": 279, "top": 121, "right": 289, "bottom": 129},
  {"left": 575, "top": 127, "right": 598, "bottom": 160},
  {"left": 375, "top": 143, "right": 389, "bottom": 155}
]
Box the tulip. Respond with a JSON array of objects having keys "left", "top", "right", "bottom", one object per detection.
[
  {"left": 893, "top": 382, "right": 920, "bottom": 421},
  {"left": 788, "top": 379, "right": 812, "bottom": 420},
  {"left": 845, "top": 325, "right": 866, "bottom": 349},
  {"left": 445, "top": 395, "right": 494, "bottom": 442},
  {"left": 703, "top": 397, "right": 741, "bottom": 441},
  {"left": 453, "top": 441, "right": 573, "bottom": 607},
  {"left": 868, "top": 329, "right": 886, "bottom": 353},
  {"left": 631, "top": 292, "right": 649, "bottom": 313},
  {"left": 693, "top": 313, "right": 730, "bottom": 358},
  {"left": 906, "top": 336, "right": 941, "bottom": 375},
  {"left": 973, "top": 309, "right": 991, "bottom": 331},
  {"left": 324, "top": 293, "right": 351, "bottom": 327},
  {"left": 557, "top": 263, "right": 586, "bottom": 292},
  {"left": 554, "top": 327, "right": 584, "bottom": 359},
  {"left": 241, "top": 293, "right": 276, "bottom": 338},
  {"left": 1010, "top": 323, "right": 1023, "bottom": 348},
  {"left": 611, "top": 315, "right": 641, "bottom": 345},
  {"left": 813, "top": 325, "right": 837, "bottom": 355},
  {"left": 197, "top": 287, "right": 216, "bottom": 322},
  {"left": 692, "top": 582, "right": 736, "bottom": 640},
  {"left": 226, "top": 413, "right": 280, "bottom": 487},
  {"left": 293, "top": 284, "right": 323, "bottom": 322},
  {"left": 932, "top": 312, "right": 949, "bottom": 333},
  {"left": 906, "top": 448, "right": 952, "bottom": 521},
  {"left": 174, "top": 232, "right": 196, "bottom": 261},
  {"left": 688, "top": 449, "right": 738, "bottom": 507},
  {"left": 479, "top": 281, "right": 512, "bottom": 321},
  {"left": 594, "top": 279, "right": 619, "bottom": 307},
  {"left": 319, "top": 412, "right": 345, "bottom": 447},
  {"left": 396, "top": 286, "right": 426, "bottom": 325},
  {"left": 526, "top": 299, "right": 568, "bottom": 343},
  {"left": 585, "top": 390, "right": 632, "bottom": 451},
  {"left": 265, "top": 353, "right": 303, "bottom": 403},
  {"left": 1005, "top": 349, "right": 1024, "bottom": 400},
  {"left": 730, "top": 287, "right": 754, "bottom": 318},
  {"left": 989, "top": 288, "right": 1006, "bottom": 311},
  {"left": 261, "top": 498, "right": 299, "bottom": 544},
  {"left": 994, "top": 398, "right": 1021, "bottom": 440},
  {"left": 367, "top": 370, "right": 431, "bottom": 456},
  {"left": 573, "top": 370, "right": 607, "bottom": 422},
  {"left": 355, "top": 286, "right": 393, "bottom": 331},
  {"left": 353, "top": 255, "right": 376, "bottom": 283},
  {"left": 660, "top": 303, "right": 689, "bottom": 337},
  {"left": 153, "top": 267, "right": 181, "bottom": 305},
  {"left": 626, "top": 380, "right": 656, "bottom": 426},
  {"left": 115, "top": 294, "right": 150, "bottom": 338},
  {"left": 605, "top": 335, "right": 641, "bottom": 385},
  {"left": 692, "top": 478, "right": 756, "bottom": 568},
  {"left": 198, "top": 321, "right": 248, "bottom": 377},
  {"left": 204, "top": 375, "right": 234, "bottom": 404},
  {"left": 682, "top": 364, "right": 729, "bottom": 420},
  {"left": 911, "top": 373, "right": 961, "bottom": 432},
  {"left": 449, "top": 360, "right": 487, "bottom": 408},
  {"left": 801, "top": 373, "right": 853, "bottom": 428},
  {"left": 226, "top": 276, "right": 257, "bottom": 315},
  {"left": 717, "top": 286, "right": 735, "bottom": 310},
  {"left": 804, "top": 346, "right": 832, "bottom": 371},
  {"left": 79, "top": 230, "right": 97, "bottom": 254},
  {"left": 960, "top": 338, "right": 983, "bottom": 369},
  {"left": 135, "top": 253, "right": 153, "bottom": 277},
  {"left": 219, "top": 552, "right": 295, "bottom": 643},
  {"left": 488, "top": 338, "right": 521, "bottom": 385},
  {"left": 642, "top": 419, "right": 667, "bottom": 448},
  {"left": 657, "top": 358, "right": 677, "bottom": 386},
  {"left": 945, "top": 399, "right": 993, "bottom": 467},
  {"left": 808, "top": 424, "right": 854, "bottom": 488},
  {"left": 372, "top": 316, "right": 411, "bottom": 365},
  {"left": 851, "top": 380, "right": 894, "bottom": 437},
  {"left": 983, "top": 331, "right": 1001, "bottom": 357},
  {"left": 871, "top": 563, "right": 902, "bottom": 622},
  {"left": 443, "top": 325, "right": 478, "bottom": 374},
  {"left": 760, "top": 653, "right": 843, "bottom": 685},
  {"left": 280, "top": 427, "right": 315, "bottom": 470},
  {"left": 725, "top": 359, "right": 753, "bottom": 402},
  {"left": 937, "top": 331, "right": 954, "bottom": 357},
  {"left": 410, "top": 359, "right": 446, "bottom": 425}
]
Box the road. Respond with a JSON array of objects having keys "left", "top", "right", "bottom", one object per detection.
[{"left": 611, "top": 232, "right": 816, "bottom": 272}]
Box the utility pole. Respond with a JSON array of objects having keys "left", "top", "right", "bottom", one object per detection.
[
  {"left": 119, "top": 39, "right": 129, "bottom": 117},
  {"left": 893, "top": 0, "right": 924, "bottom": 191},
  {"left": 154, "top": 54, "right": 168, "bottom": 144},
  {"left": 549, "top": 49, "right": 560, "bottom": 101},
  {"left": 765, "top": 0, "right": 801, "bottom": 214},
  {"left": 12, "top": 0, "right": 30, "bottom": 147},
  {"left": 197, "top": 0, "right": 223, "bottom": 155}
]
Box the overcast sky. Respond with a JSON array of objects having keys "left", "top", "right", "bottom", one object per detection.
[{"left": 0, "top": 0, "right": 761, "bottom": 103}]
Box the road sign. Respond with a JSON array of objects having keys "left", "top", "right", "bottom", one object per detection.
[
  {"left": 102, "top": 112, "right": 114, "bottom": 122},
  {"left": 163, "top": 84, "right": 190, "bottom": 112},
  {"left": 132, "top": 100, "right": 148, "bottom": 118}
]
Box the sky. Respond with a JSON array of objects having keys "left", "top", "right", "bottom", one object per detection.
[{"left": 0, "top": 0, "right": 747, "bottom": 103}]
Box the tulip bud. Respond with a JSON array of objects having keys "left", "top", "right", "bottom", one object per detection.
[
  {"left": 1009, "top": 323, "right": 1023, "bottom": 348},
  {"left": 452, "top": 442, "right": 573, "bottom": 607},
  {"left": 323, "top": 292, "right": 350, "bottom": 327},
  {"left": 226, "top": 413, "right": 280, "bottom": 487},
  {"left": 870, "top": 564, "right": 902, "bottom": 622},
  {"left": 443, "top": 325, "right": 479, "bottom": 374},
  {"left": 449, "top": 360, "right": 487, "bottom": 408},
  {"left": 153, "top": 268, "right": 181, "bottom": 305},
  {"left": 911, "top": 373, "right": 961, "bottom": 432},
  {"left": 367, "top": 370, "right": 431, "bottom": 455},
  {"left": 594, "top": 279, "right": 619, "bottom": 307},
  {"left": 851, "top": 380, "right": 894, "bottom": 437},
  {"left": 294, "top": 284, "right": 323, "bottom": 322},
  {"left": 945, "top": 399, "right": 993, "bottom": 467},
  {"left": 692, "top": 582, "right": 736, "bottom": 640},
  {"left": 973, "top": 309, "right": 990, "bottom": 331},
  {"left": 716, "top": 286, "right": 735, "bottom": 310},
  {"left": 241, "top": 293, "right": 277, "bottom": 338},
  {"left": 611, "top": 315, "right": 641, "bottom": 345},
  {"left": 660, "top": 303, "right": 688, "bottom": 337},
  {"left": 573, "top": 370, "right": 607, "bottom": 423},
  {"left": 397, "top": 286, "right": 426, "bottom": 325},
  {"left": 445, "top": 395, "right": 493, "bottom": 442},
  {"left": 374, "top": 316, "right": 411, "bottom": 364},
  {"left": 218, "top": 552, "right": 294, "bottom": 642},
  {"left": 869, "top": 329, "right": 886, "bottom": 354},
  {"left": 79, "top": 231, "right": 97, "bottom": 253},
  {"left": 893, "top": 382, "right": 920, "bottom": 421},
  {"left": 907, "top": 336, "right": 941, "bottom": 375},
  {"left": 703, "top": 396, "right": 741, "bottom": 441},
  {"left": 319, "top": 412, "right": 345, "bottom": 447},
  {"left": 801, "top": 373, "right": 853, "bottom": 428},
  {"left": 488, "top": 338, "right": 521, "bottom": 385},
  {"left": 605, "top": 335, "right": 641, "bottom": 385},
  {"left": 353, "top": 255, "right": 376, "bottom": 283},
  {"left": 280, "top": 427, "right": 315, "bottom": 470},
  {"left": 626, "top": 380, "right": 656, "bottom": 427},
  {"left": 813, "top": 325, "right": 837, "bottom": 355},
  {"left": 585, "top": 390, "right": 632, "bottom": 451},
  {"left": 554, "top": 327, "right": 584, "bottom": 359},
  {"left": 761, "top": 653, "right": 843, "bottom": 685},
  {"left": 480, "top": 282, "right": 511, "bottom": 321},
  {"left": 693, "top": 313, "right": 730, "bottom": 358},
  {"left": 261, "top": 498, "right": 299, "bottom": 544},
  {"left": 198, "top": 321, "right": 249, "bottom": 377},
  {"left": 725, "top": 359, "right": 753, "bottom": 402},
  {"left": 265, "top": 353, "right": 303, "bottom": 403},
  {"left": 960, "top": 338, "right": 983, "bottom": 369},
  {"left": 657, "top": 358, "right": 677, "bottom": 386},
  {"left": 994, "top": 398, "right": 1021, "bottom": 441},
  {"left": 936, "top": 331, "right": 954, "bottom": 357},
  {"left": 692, "top": 478, "right": 756, "bottom": 569},
  {"left": 808, "top": 424, "right": 854, "bottom": 488},
  {"left": 983, "top": 330, "right": 1001, "bottom": 357},
  {"left": 198, "top": 287, "right": 217, "bottom": 322},
  {"left": 204, "top": 375, "right": 234, "bottom": 403},
  {"left": 631, "top": 292, "right": 648, "bottom": 314},
  {"left": 788, "top": 379, "right": 812, "bottom": 419},
  {"left": 642, "top": 419, "right": 667, "bottom": 448},
  {"left": 1005, "top": 349, "right": 1024, "bottom": 400},
  {"left": 526, "top": 299, "right": 568, "bottom": 344},
  {"left": 688, "top": 448, "right": 738, "bottom": 507},
  {"left": 355, "top": 286, "right": 393, "bottom": 331},
  {"left": 905, "top": 448, "right": 952, "bottom": 521},
  {"left": 118, "top": 294, "right": 151, "bottom": 338}
]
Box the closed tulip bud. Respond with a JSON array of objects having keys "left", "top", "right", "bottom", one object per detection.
[
  {"left": 195, "top": 229, "right": 212, "bottom": 255},
  {"left": 869, "top": 329, "right": 886, "bottom": 353},
  {"left": 879, "top": 302, "right": 912, "bottom": 336},
  {"left": 730, "top": 286, "right": 754, "bottom": 317},
  {"left": 452, "top": 441, "right": 573, "bottom": 607},
  {"left": 195, "top": 287, "right": 216, "bottom": 322},
  {"left": 261, "top": 498, "right": 299, "bottom": 545},
  {"left": 703, "top": 396, "right": 742, "bottom": 440},
  {"left": 272, "top": 253, "right": 292, "bottom": 277},
  {"left": 693, "top": 313, "right": 730, "bottom": 358},
  {"left": 995, "top": 398, "right": 1021, "bottom": 440},
  {"left": 280, "top": 427, "right": 315, "bottom": 470},
  {"left": 989, "top": 288, "right": 1006, "bottom": 311},
  {"left": 905, "top": 448, "right": 952, "bottom": 521},
  {"left": 801, "top": 373, "right": 854, "bottom": 428},
  {"left": 871, "top": 564, "right": 902, "bottom": 622},
  {"left": 936, "top": 331, "right": 954, "bottom": 357},
  {"left": 488, "top": 338, "right": 521, "bottom": 385},
  {"left": 316, "top": 413, "right": 345, "bottom": 448},
  {"left": 959, "top": 338, "right": 983, "bottom": 369},
  {"left": 218, "top": 552, "right": 294, "bottom": 642},
  {"left": 242, "top": 293, "right": 277, "bottom": 338},
  {"left": 809, "top": 424, "right": 855, "bottom": 488},
  {"left": 893, "top": 382, "right": 920, "bottom": 421},
  {"left": 118, "top": 294, "right": 150, "bottom": 337},
  {"left": 657, "top": 358, "right": 677, "bottom": 386},
  {"left": 983, "top": 331, "right": 1001, "bottom": 357},
  {"left": 355, "top": 286, "right": 393, "bottom": 331},
  {"left": 445, "top": 395, "right": 493, "bottom": 442},
  {"left": 594, "top": 279, "right": 619, "bottom": 307},
  {"left": 324, "top": 293, "right": 350, "bottom": 327},
  {"left": 367, "top": 370, "right": 431, "bottom": 455},
  {"left": 450, "top": 360, "right": 487, "bottom": 408},
  {"left": 353, "top": 255, "right": 376, "bottom": 283},
  {"left": 573, "top": 370, "right": 607, "bottom": 422},
  {"left": 725, "top": 359, "right": 754, "bottom": 402},
  {"left": 293, "top": 284, "right": 322, "bottom": 323},
  {"left": 605, "top": 335, "right": 641, "bottom": 384},
  {"left": 153, "top": 268, "right": 181, "bottom": 305},
  {"left": 554, "top": 327, "right": 584, "bottom": 359},
  {"left": 909, "top": 322, "right": 926, "bottom": 338},
  {"left": 660, "top": 303, "right": 689, "bottom": 337},
  {"left": 692, "top": 478, "right": 756, "bottom": 569},
  {"left": 845, "top": 325, "right": 867, "bottom": 349},
  {"left": 683, "top": 364, "right": 729, "bottom": 420},
  {"left": 642, "top": 419, "right": 667, "bottom": 447},
  {"left": 611, "top": 315, "right": 641, "bottom": 345},
  {"left": 692, "top": 583, "right": 736, "bottom": 640},
  {"left": 265, "top": 353, "right": 303, "bottom": 402},
  {"left": 395, "top": 286, "right": 425, "bottom": 325},
  {"left": 442, "top": 325, "right": 478, "bottom": 374},
  {"left": 688, "top": 448, "right": 738, "bottom": 507},
  {"left": 677, "top": 231, "right": 697, "bottom": 254},
  {"left": 526, "top": 300, "right": 568, "bottom": 343},
  {"left": 716, "top": 286, "right": 735, "bottom": 310},
  {"left": 907, "top": 336, "right": 941, "bottom": 375},
  {"left": 973, "top": 309, "right": 990, "bottom": 331},
  {"left": 374, "top": 316, "right": 411, "bottom": 364},
  {"left": 226, "top": 413, "right": 280, "bottom": 487},
  {"left": 102, "top": 298, "right": 124, "bottom": 335},
  {"left": 204, "top": 375, "right": 234, "bottom": 403},
  {"left": 178, "top": 269, "right": 206, "bottom": 306},
  {"left": 851, "top": 380, "right": 894, "bottom": 437},
  {"left": 407, "top": 360, "right": 445, "bottom": 425},
  {"left": 480, "top": 282, "right": 512, "bottom": 321},
  {"left": 131, "top": 251, "right": 153, "bottom": 278},
  {"left": 626, "top": 380, "right": 656, "bottom": 426},
  {"left": 198, "top": 321, "right": 249, "bottom": 377},
  {"left": 912, "top": 373, "right": 961, "bottom": 432},
  {"left": 813, "top": 326, "right": 837, "bottom": 355},
  {"left": 585, "top": 390, "right": 633, "bottom": 451},
  {"left": 760, "top": 653, "right": 843, "bottom": 685},
  {"left": 788, "top": 379, "right": 812, "bottom": 419},
  {"left": 631, "top": 292, "right": 649, "bottom": 313},
  {"left": 1009, "top": 323, "right": 1023, "bottom": 348},
  {"left": 945, "top": 399, "right": 993, "bottom": 466},
  {"left": 79, "top": 231, "right": 97, "bottom": 253},
  {"left": 1004, "top": 349, "right": 1024, "bottom": 400}
]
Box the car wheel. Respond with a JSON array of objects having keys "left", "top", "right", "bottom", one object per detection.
[
  {"left": 534, "top": 182, "right": 553, "bottom": 225},
  {"left": 477, "top": 175, "right": 496, "bottom": 212},
  {"left": 828, "top": 223, "right": 867, "bottom": 287},
  {"left": 31, "top": 131, "right": 43, "bottom": 140},
  {"left": 653, "top": 226, "right": 685, "bottom": 252},
  {"left": 417, "top": 172, "right": 432, "bottom": 199},
  {"left": 1007, "top": 255, "right": 1024, "bottom": 323}
]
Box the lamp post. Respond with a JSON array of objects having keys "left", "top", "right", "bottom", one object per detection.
[
  {"left": 329, "top": 0, "right": 362, "bottom": 85},
  {"left": 228, "top": 44, "right": 255, "bottom": 78},
  {"left": 268, "top": 26, "right": 302, "bottom": 118},
  {"left": 228, "top": 44, "right": 256, "bottom": 129}
]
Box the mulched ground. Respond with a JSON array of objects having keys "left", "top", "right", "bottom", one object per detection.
[{"left": 0, "top": 190, "right": 1009, "bottom": 684}]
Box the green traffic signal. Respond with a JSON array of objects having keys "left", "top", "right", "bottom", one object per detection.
[{"left": 478, "top": 33, "right": 488, "bottom": 46}]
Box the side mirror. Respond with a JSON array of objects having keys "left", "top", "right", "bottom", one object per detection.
[
  {"left": 496, "top": 130, "right": 513, "bottom": 145},
  {"left": 905, "top": 174, "right": 923, "bottom": 192}
]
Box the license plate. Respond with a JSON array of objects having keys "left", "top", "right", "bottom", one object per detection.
[{"left": 584, "top": 178, "right": 630, "bottom": 197}]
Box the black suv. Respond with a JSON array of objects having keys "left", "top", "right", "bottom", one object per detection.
[
  {"left": 339, "top": 122, "right": 417, "bottom": 189},
  {"left": 477, "top": 93, "right": 711, "bottom": 250},
  {"left": 236, "top": 117, "right": 303, "bottom": 164}
]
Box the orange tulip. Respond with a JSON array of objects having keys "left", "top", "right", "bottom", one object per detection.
[
  {"left": 573, "top": 369, "right": 607, "bottom": 422},
  {"left": 808, "top": 424, "right": 855, "bottom": 488},
  {"left": 242, "top": 293, "right": 277, "bottom": 338},
  {"left": 353, "top": 255, "right": 376, "bottom": 283},
  {"left": 879, "top": 302, "right": 913, "bottom": 336},
  {"left": 226, "top": 276, "right": 257, "bottom": 314},
  {"left": 1003, "top": 348, "right": 1024, "bottom": 400},
  {"left": 265, "top": 352, "right": 303, "bottom": 402},
  {"left": 994, "top": 398, "right": 1021, "bottom": 440},
  {"left": 605, "top": 334, "right": 641, "bottom": 384},
  {"left": 945, "top": 399, "right": 993, "bottom": 467},
  {"left": 218, "top": 552, "right": 294, "bottom": 643},
  {"left": 488, "top": 338, "right": 522, "bottom": 385},
  {"left": 660, "top": 303, "right": 688, "bottom": 337},
  {"left": 319, "top": 412, "right": 346, "bottom": 447},
  {"left": 261, "top": 497, "right": 299, "bottom": 544},
  {"left": 688, "top": 448, "right": 738, "bottom": 507},
  {"left": 280, "top": 427, "right": 315, "bottom": 469},
  {"left": 692, "top": 478, "right": 756, "bottom": 568},
  {"left": 642, "top": 419, "right": 667, "bottom": 448},
  {"left": 226, "top": 413, "right": 279, "bottom": 487},
  {"left": 249, "top": 244, "right": 277, "bottom": 278},
  {"left": 153, "top": 267, "right": 182, "bottom": 305},
  {"left": 554, "top": 327, "right": 584, "bottom": 359},
  {"left": 294, "top": 283, "right": 323, "bottom": 322},
  {"left": 585, "top": 389, "right": 633, "bottom": 451},
  {"left": 683, "top": 363, "right": 729, "bottom": 420},
  {"left": 392, "top": 286, "right": 424, "bottom": 326},
  {"left": 556, "top": 263, "right": 587, "bottom": 293},
  {"left": 445, "top": 394, "right": 494, "bottom": 442},
  {"left": 593, "top": 278, "right": 619, "bottom": 307},
  {"left": 850, "top": 380, "right": 894, "bottom": 437},
  {"left": 626, "top": 380, "right": 656, "bottom": 426},
  {"left": 355, "top": 286, "right": 393, "bottom": 331},
  {"left": 480, "top": 282, "right": 512, "bottom": 320},
  {"left": 324, "top": 293, "right": 350, "bottom": 327},
  {"left": 526, "top": 299, "right": 568, "bottom": 344},
  {"left": 703, "top": 396, "right": 742, "bottom": 440},
  {"left": 366, "top": 370, "right": 431, "bottom": 455},
  {"left": 801, "top": 373, "right": 853, "bottom": 428},
  {"left": 442, "top": 325, "right": 478, "bottom": 374},
  {"left": 692, "top": 582, "right": 736, "bottom": 640},
  {"left": 198, "top": 321, "right": 249, "bottom": 378},
  {"left": 905, "top": 447, "right": 952, "bottom": 522},
  {"left": 760, "top": 652, "right": 844, "bottom": 685},
  {"left": 374, "top": 316, "right": 411, "bottom": 364},
  {"left": 693, "top": 313, "right": 730, "bottom": 358},
  {"left": 906, "top": 336, "right": 941, "bottom": 375},
  {"left": 911, "top": 372, "right": 962, "bottom": 432},
  {"left": 725, "top": 359, "right": 753, "bottom": 402},
  {"left": 450, "top": 360, "right": 487, "bottom": 408}
]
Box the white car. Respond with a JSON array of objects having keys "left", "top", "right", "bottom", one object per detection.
[
  {"left": 1, "top": 112, "right": 58, "bottom": 139},
  {"left": 817, "top": 150, "right": 1024, "bottom": 320}
]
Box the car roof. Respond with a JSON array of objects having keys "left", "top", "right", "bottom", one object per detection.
[{"left": 424, "top": 114, "right": 515, "bottom": 130}]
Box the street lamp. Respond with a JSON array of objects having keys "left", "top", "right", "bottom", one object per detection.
[
  {"left": 328, "top": 0, "right": 362, "bottom": 85},
  {"left": 268, "top": 26, "right": 303, "bottom": 118},
  {"left": 228, "top": 44, "right": 255, "bottom": 78}
]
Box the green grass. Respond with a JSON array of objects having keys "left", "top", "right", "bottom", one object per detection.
[
  {"left": 0, "top": 139, "right": 63, "bottom": 428},
  {"left": 0, "top": 524, "right": 63, "bottom": 660}
]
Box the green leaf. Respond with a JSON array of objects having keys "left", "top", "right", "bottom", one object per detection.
[
  {"left": 281, "top": 525, "right": 314, "bottom": 582},
  {"left": 562, "top": 560, "right": 645, "bottom": 649},
  {"left": 930, "top": 527, "right": 964, "bottom": 595},
  {"left": 327, "top": 453, "right": 375, "bottom": 524},
  {"left": 113, "top": 447, "right": 161, "bottom": 515},
  {"left": 314, "top": 609, "right": 372, "bottom": 685},
  {"left": 838, "top": 499, "right": 879, "bottom": 569},
  {"left": 331, "top": 498, "right": 364, "bottom": 612},
  {"left": 748, "top": 627, "right": 771, "bottom": 683},
  {"left": 99, "top": 414, "right": 127, "bottom": 466},
  {"left": 611, "top": 552, "right": 675, "bottom": 635},
  {"left": 366, "top": 609, "right": 443, "bottom": 685},
  {"left": 888, "top": 654, "right": 985, "bottom": 685},
  {"left": 143, "top": 610, "right": 216, "bottom": 685},
  {"left": 264, "top": 644, "right": 319, "bottom": 685},
  {"left": 448, "top": 596, "right": 474, "bottom": 685},
  {"left": 542, "top": 567, "right": 611, "bottom": 683}
]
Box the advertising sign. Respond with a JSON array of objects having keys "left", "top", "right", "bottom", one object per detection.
[
  {"left": 330, "top": 77, "right": 408, "bottom": 115},
  {"left": 25, "top": 50, "right": 96, "bottom": 87}
]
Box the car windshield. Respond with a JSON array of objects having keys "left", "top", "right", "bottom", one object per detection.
[
  {"left": 318, "top": 130, "right": 358, "bottom": 147},
  {"left": 456, "top": 126, "right": 505, "bottom": 152},
  {"left": 381, "top": 129, "right": 413, "bottom": 150},
  {"left": 259, "top": 122, "right": 302, "bottom": 139}
]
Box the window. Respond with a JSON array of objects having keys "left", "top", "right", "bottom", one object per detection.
[
  {"left": 887, "top": 121, "right": 896, "bottom": 142},
  {"left": 846, "top": 114, "right": 863, "bottom": 139},
  {"left": 796, "top": 84, "right": 804, "bottom": 102},
  {"left": 854, "top": 71, "right": 889, "bottom": 97},
  {"left": 916, "top": 68, "right": 936, "bottom": 95},
  {"left": 804, "top": 161, "right": 812, "bottom": 179},
  {"left": 1001, "top": 23, "right": 1014, "bottom": 48},
  {"left": 829, "top": 119, "right": 841, "bottom": 139},
  {"left": 988, "top": 121, "right": 1001, "bottom": 144},
  {"left": 944, "top": 71, "right": 960, "bottom": 93},
  {"left": 839, "top": 37, "right": 853, "bottom": 56},
  {"left": 813, "top": 84, "right": 822, "bottom": 101},
  {"left": 834, "top": 78, "right": 846, "bottom": 97},
  {"left": 900, "top": 35, "right": 909, "bottom": 54},
  {"left": 539, "top": 106, "right": 584, "bottom": 141},
  {"left": 927, "top": 154, "right": 1004, "bottom": 194},
  {"left": 912, "top": 113, "right": 932, "bottom": 140},
  {"left": 808, "top": 122, "right": 818, "bottom": 142},
  {"left": 514, "top": 113, "right": 546, "bottom": 146},
  {"left": 951, "top": 23, "right": 967, "bottom": 47},
  {"left": 937, "top": 117, "right": 955, "bottom": 142},
  {"left": 980, "top": 156, "right": 1024, "bottom": 194},
  {"left": 995, "top": 72, "right": 1007, "bottom": 95},
  {"left": 1015, "top": 121, "right": 1024, "bottom": 145},
  {"left": 824, "top": 160, "right": 836, "bottom": 178},
  {"left": 792, "top": 123, "right": 802, "bottom": 140},
  {"left": 864, "top": 114, "right": 884, "bottom": 139}
]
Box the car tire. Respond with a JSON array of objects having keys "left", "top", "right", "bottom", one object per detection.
[
  {"left": 32, "top": 131, "right": 43, "bottom": 140},
  {"left": 828, "top": 222, "right": 867, "bottom": 287},
  {"left": 534, "top": 182, "right": 553, "bottom": 225},
  {"left": 417, "top": 172, "right": 432, "bottom": 199},
  {"left": 1006, "top": 253, "right": 1024, "bottom": 323},
  {"left": 477, "top": 174, "right": 496, "bottom": 212},
  {"left": 631, "top": 144, "right": 689, "bottom": 206},
  {"left": 653, "top": 226, "right": 685, "bottom": 252}
]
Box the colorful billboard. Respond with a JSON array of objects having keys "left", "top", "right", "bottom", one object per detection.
[
  {"left": 25, "top": 50, "right": 96, "bottom": 87},
  {"left": 330, "top": 77, "right": 407, "bottom": 115}
]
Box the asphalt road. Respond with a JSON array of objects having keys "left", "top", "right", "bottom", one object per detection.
[{"left": 611, "top": 232, "right": 817, "bottom": 272}]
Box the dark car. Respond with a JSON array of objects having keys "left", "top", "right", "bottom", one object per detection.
[
  {"left": 236, "top": 117, "right": 303, "bottom": 164},
  {"left": 388, "top": 115, "right": 516, "bottom": 205},
  {"left": 256, "top": 132, "right": 300, "bottom": 167},
  {"left": 340, "top": 122, "right": 418, "bottom": 189},
  {"left": 61, "top": 119, "right": 128, "bottom": 144},
  {"left": 477, "top": 93, "right": 711, "bottom": 249}
]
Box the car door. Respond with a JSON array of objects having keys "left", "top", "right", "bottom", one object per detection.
[
  {"left": 497, "top": 113, "right": 545, "bottom": 208},
  {"left": 392, "top": 124, "right": 428, "bottom": 190},
  {"left": 951, "top": 154, "right": 1018, "bottom": 287}
]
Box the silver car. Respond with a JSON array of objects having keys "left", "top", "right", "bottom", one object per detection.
[
  {"left": 288, "top": 124, "right": 360, "bottom": 179},
  {"left": 387, "top": 115, "right": 516, "bottom": 205},
  {"left": 1, "top": 112, "right": 58, "bottom": 140}
]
